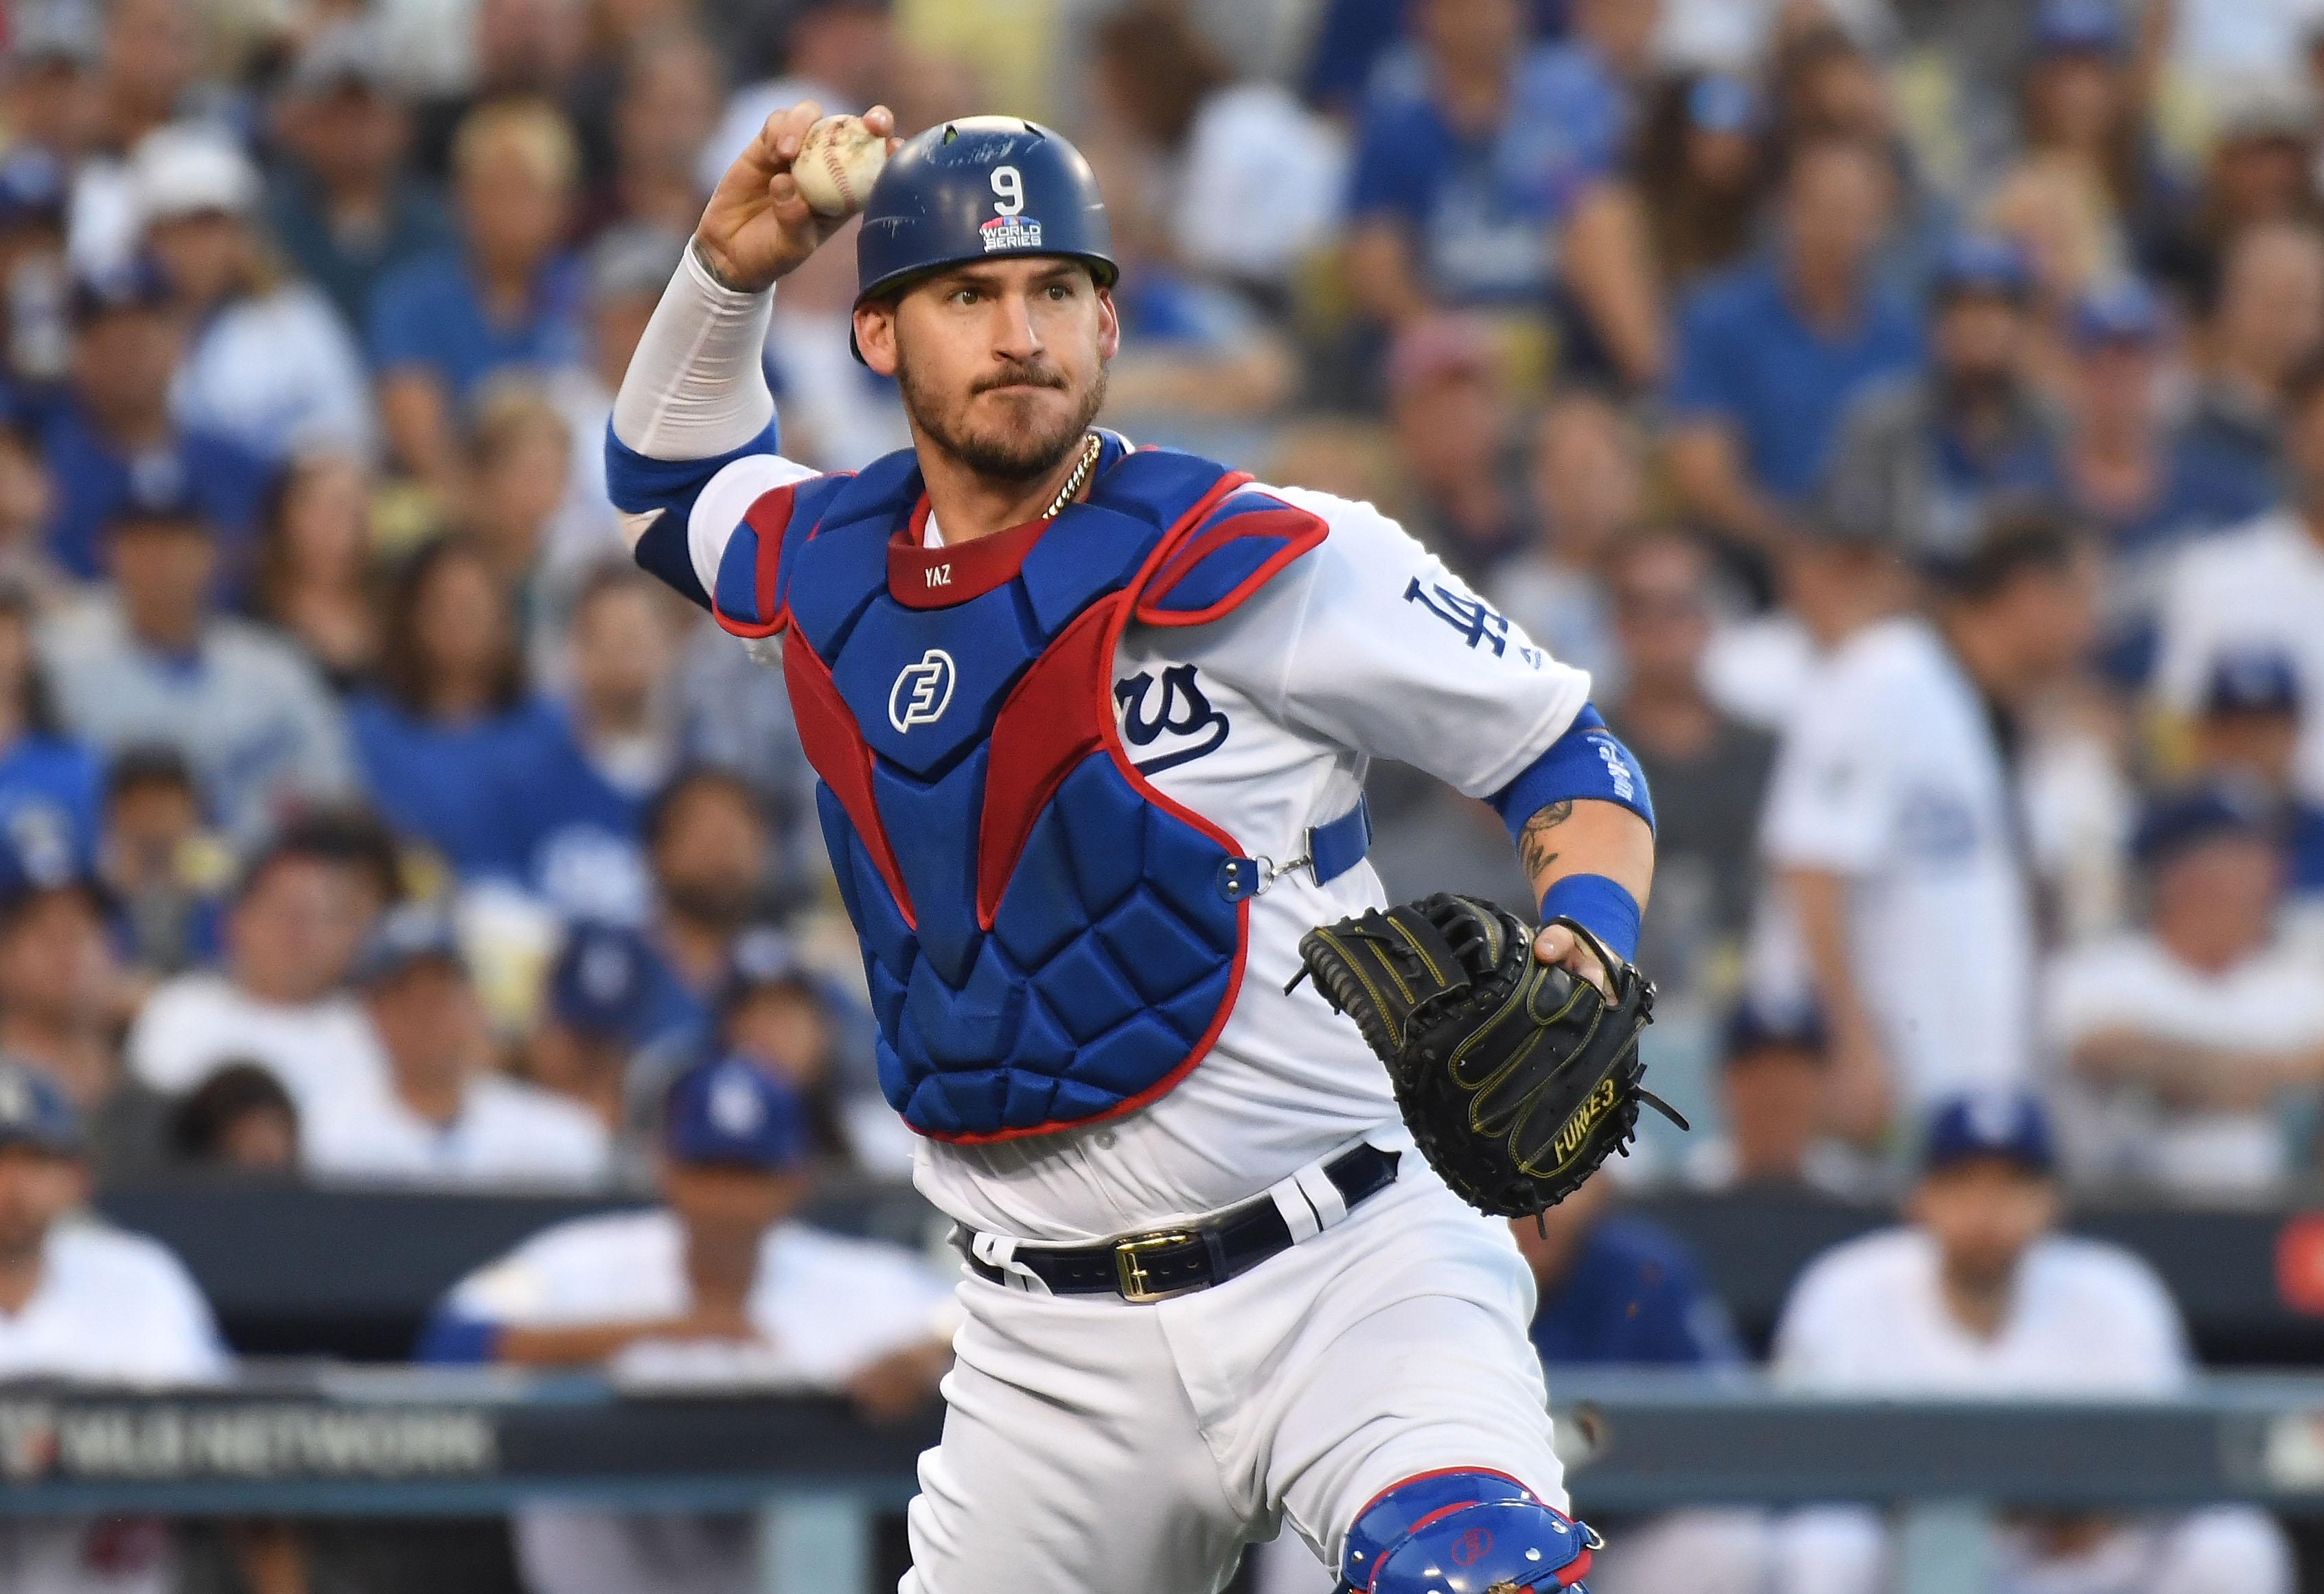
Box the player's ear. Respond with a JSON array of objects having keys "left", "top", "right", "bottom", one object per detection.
[
  {"left": 855, "top": 301, "right": 900, "bottom": 376},
  {"left": 1094, "top": 283, "right": 1120, "bottom": 361}
]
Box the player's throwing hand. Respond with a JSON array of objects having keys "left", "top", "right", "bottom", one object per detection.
[{"left": 693, "top": 102, "right": 901, "bottom": 295}]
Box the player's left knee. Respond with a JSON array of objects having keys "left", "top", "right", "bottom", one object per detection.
[
  {"left": 1339, "top": 1470, "right": 1595, "bottom": 1593},
  {"left": 2153, "top": 1506, "right": 2295, "bottom": 1594}
]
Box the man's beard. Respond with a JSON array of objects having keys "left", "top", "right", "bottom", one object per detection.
[{"left": 896, "top": 349, "right": 1108, "bottom": 483}]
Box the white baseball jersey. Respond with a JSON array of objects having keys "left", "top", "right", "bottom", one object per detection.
[
  {"left": 1768, "top": 1227, "right": 2298, "bottom": 1594},
  {"left": 126, "top": 974, "right": 389, "bottom": 1129},
  {"left": 441, "top": 1207, "right": 955, "bottom": 1380},
  {"left": 2152, "top": 509, "right": 2324, "bottom": 805},
  {"left": 1773, "top": 1226, "right": 2185, "bottom": 1396},
  {"left": 445, "top": 1208, "right": 955, "bottom": 1594},
  {"left": 302, "top": 1072, "right": 612, "bottom": 1190},
  {"left": 681, "top": 452, "right": 1591, "bottom": 1241},
  {"left": 2045, "top": 934, "right": 2324, "bottom": 1197},
  {"left": 0, "top": 1221, "right": 229, "bottom": 1594},
  {"left": 1758, "top": 616, "right": 2036, "bottom": 1107}
]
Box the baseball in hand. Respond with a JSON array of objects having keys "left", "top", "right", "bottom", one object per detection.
[{"left": 792, "top": 115, "right": 888, "bottom": 218}]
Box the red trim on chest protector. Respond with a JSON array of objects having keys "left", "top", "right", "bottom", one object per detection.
[
  {"left": 710, "top": 483, "right": 800, "bottom": 638},
  {"left": 1134, "top": 503, "right": 1328, "bottom": 627},
  {"left": 780, "top": 627, "right": 915, "bottom": 927},
  {"left": 969, "top": 468, "right": 1251, "bottom": 930},
  {"left": 887, "top": 503, "right": 1053, "bottom": 610}
]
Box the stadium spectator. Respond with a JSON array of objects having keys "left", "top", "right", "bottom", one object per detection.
[
  {"left": 1635, "top": 73, "right": 1768, "bottom": 295},
  {"left": 702, "top": 925, "right": 897, "bottom": 1174},
  {"left": 1501, "top": 1175, "right": 1762, "bottom": 1594},
  {"left": 127, "top": 824, "right": 388, "bottom": 1124},
  {"left": 1488, "top": 390, "right": 1642, "bottom": 691},
  {"left": 527, "top": 920, "right": 659, "bottom": 1165},
  {"left": 369, "top": 100, "right": 585, "bottom": 495},
  {"left": 1085, "top": 1, "right": 1344, "bottom": 301},
  {"left": 165, "top": 1060, "right": 299, "bottom": 1174},
  {"left": 0, "top": 833, "right": 164, "bottom": 1185},
  {"left": 262, "top": 19, "right": 456, "bottom": 336},
  {"left": 2150, "top": 87, "right": 2323, "bottom": 308},
  {"left": 63, "top": 0, "right": 204, "bottom": 276},
  {"left": 0, "top": 149, "right": 76, "bottom": 416},
  {"left": 408, "top": 0, "right": 590, "bottom": 182},
  {"left": 2154, "top": 351, "right": 2324, "bottom": 822},
  {"left": 627, "top": 769, "right": 777, "bottom": 1054},
  {"left": 588, "top": 28, "right": 720, "bottom": 239},
  {"left": 41, "top": 481, "right": 356, "bottom": 840},
  {"left": 1079, "top": 144, "right": 1298, "bottom": 453},
  {"left": 1515, "top": 1166, "right": 1740, "bottom": 1367},
  {"left": 0, "top": 421, "right": 69, "bottom": 610},
  {"left": 0, "top": 580, "right": 100, "bottom": 873},
  {"left": 246, "top": 451, "right": 378, "bottom": 694},
  {"left": 2013, "top": 0, "right": 2166, "bottom": 232},
  {"left": 1664, "top": 132, "right": 1921, "bottom": 574},
  {"left": 349, "top": 536, "right": 542, "bottom": 883},
  {"left": 2178, "top": 653, "right": 2324, "bottom": 912},
  {"left": 1819, "top": 234, "right": 2062, "bottom": 562},
  {"left": 1341, "top": 0, "right": 1663, "bottom": 388},
  {"left": 1769, "top": 1091, "right": 2294, "bottom": 1594},
  {"left": 0, "top": 4, "right": 102, "bottom": 170},
  {"left": 1600, "top": 528, "right": 1776, "bottom": 1001},
  {"left": 2175, "top": 220, "right": 2324, "bottom": 500},
  {"left": 462, "top": 382, "right": 573, "bottom": 667},
  {"left": 2047, "top": 783, "right": 2324, "bottom": 1198},
  {"left": 1683, "top": 1001, "right": 1872, "bottom": 1197},
  {"left": 98, "top": 746, "right": 225, "bottom": 975},
  {"left": 1382, "top": 318, "right": 1524, "bottom": 582},
  {"left": 544, "top": 224, "right": 684, "bottom": 588},
  {"left": 36, "top": 256, "right": 270, "bottom": 583},
  {"left": 697, "top": 0, "right": 898, "bottom": 196},
  {"left": 668, "top": 619, "right": 818, "bottom": 866},
  {"left": 496, "top": 562, "right": 672, "bottom": 921},
  {"left": 419, "top": 1055, "right": 953, "bottom": 1594},
  {"left": 128, "top": 124, "right": 376, "bottom": 465},
  {"left": 0, "top": 1057, "right": 235, "bottom": 1594},
  {"left": 303, "top": 903, "right": 608, "bottom": 1187},
  {"left": 1762, "top": 513, "right": 2099, "bottom": 1142},
  {"left": 2062, "top": 280, "right": 2275, "bottom": 687}
]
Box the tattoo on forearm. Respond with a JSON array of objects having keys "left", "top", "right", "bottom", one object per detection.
[
  {"left": 689, "top": 236, "right": 748, "bottom": 294},
  {"left": 1518, "top": 800, "right": 1574, "bottom": 881}
]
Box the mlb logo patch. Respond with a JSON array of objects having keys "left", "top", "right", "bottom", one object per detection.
[{"left": 980, "top": 213, "right": 1044, "bottom": 252}]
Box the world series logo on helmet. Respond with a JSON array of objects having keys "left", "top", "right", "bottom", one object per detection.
[{"left": 980, "top": 213, "right": 1044, "bottom": 252}]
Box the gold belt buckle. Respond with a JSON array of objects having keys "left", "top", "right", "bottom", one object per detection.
[{"left": 1113, "top": 1230, "right": 1198, "bottom": 1303}]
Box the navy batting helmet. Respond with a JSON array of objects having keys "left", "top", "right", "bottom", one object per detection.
[{"left": 852, "top": 116, "right": 1116, "bottom": 351}]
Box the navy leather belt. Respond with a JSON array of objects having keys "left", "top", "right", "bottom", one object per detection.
[{"left": 958, "top": 1142, "right": 1401, "bottom": 1304}]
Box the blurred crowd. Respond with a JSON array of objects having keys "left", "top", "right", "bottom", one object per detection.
[
  {"left": 0, "top": 0, "right": 2318, "bottom": 1586},
  {"left": 0, "top": 0, "right": 2303, "bottom": 1210}
]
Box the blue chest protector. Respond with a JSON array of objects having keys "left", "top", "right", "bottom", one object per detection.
[{"left": 722, "top": 436, "right": 1329, "bottom": 1142}]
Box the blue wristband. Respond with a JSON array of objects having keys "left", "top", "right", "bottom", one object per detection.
[{"left": 1539, "top": 874, "right": 1641, "bottom": 965}]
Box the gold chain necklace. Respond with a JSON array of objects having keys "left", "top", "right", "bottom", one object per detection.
[{"left": 1042, "top": 433, "right": 1103, "bottom": 521}]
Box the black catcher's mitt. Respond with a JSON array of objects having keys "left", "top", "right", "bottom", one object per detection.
[{"left": 1292, "top": 893, "right": 1683, "bottom": 1218}]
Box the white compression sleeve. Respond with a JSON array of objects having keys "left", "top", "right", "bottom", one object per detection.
[{"left": 610, "top": 242, "right": 777, "bottom": 460}]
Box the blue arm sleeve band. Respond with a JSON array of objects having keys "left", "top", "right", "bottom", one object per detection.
[
  {"left": 1488, "top": 704, "right": 1657, "bottom": 835},
  {"left": 413, "top": 1309, "right": 503, "bottom": 1365},
  {"left": 605, "top": 419, "right": 779, "bottom": 611},
  {"left": 1539, "top": 873, "right": 1642, "bottom": 964}
]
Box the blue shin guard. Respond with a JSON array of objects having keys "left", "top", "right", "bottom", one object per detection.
[{"left": 1337, "top": 1470, "right": 1597, "bottom": 1593}]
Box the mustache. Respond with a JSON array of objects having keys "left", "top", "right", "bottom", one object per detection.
[{"left": 972, "top": 361, "right": 1069, "bottom": 394}]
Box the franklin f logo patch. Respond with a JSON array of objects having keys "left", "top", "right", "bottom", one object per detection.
[{"left": 888, "top": 649, "right": 956, "bottom": 732}]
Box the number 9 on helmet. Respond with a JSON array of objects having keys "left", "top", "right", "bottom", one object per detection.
[{"left": 849, "top": 116, "right": 1118, "bottom": 362}]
